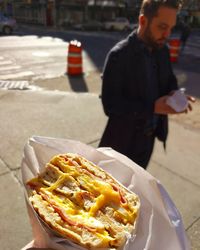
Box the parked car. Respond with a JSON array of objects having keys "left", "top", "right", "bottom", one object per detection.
[
  {"left": 0, "top": 12, "right": 17, "bottom": 35},
  {"left": 73, "top": 20, "right": 103, "bottom": 31},
  {"left": 104, "top": 17, "right": 130, "bottom": 31}
]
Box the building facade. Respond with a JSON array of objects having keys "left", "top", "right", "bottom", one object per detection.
[
  {"left": 0, "top": 0, "right": 128, "bottom": 27},
  {"left": 0, "top": 0, "right": 199, "bottom": 28}
]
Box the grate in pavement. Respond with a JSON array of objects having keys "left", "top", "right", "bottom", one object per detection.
[{"left": 0, "top": 80, "right": 30, "bottom": 90}]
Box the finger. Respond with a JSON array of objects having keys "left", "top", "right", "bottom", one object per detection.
[
  {"left": 188, "top": 103, "right": 193, "bottom": 111},
  {"left": 186, "top": 95, "right": 196, "bottom": 102},
  {"left": 184, "top": 104, "right": 192, "bottom": 113}
]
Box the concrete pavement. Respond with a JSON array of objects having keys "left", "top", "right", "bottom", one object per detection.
[
  {"left": 0, "top": 89, "right": 106, "bottom": 250},
  {"left": 0, "top": 83, "right": 200, "bottom": 250}
]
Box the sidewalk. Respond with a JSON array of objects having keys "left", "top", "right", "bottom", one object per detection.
[{"left": 0, "top": 86, "right": 200, "bottom": 250}]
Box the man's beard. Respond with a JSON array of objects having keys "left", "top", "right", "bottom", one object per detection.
[{"left": 143, "top": 26, "right": 167, "bottom": 50}]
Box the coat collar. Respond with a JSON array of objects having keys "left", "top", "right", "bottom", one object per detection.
[
  {"left": 128, "top": 30, "right": 148, "bottom": 54},
  {"left": 128, "top": 30, "right": 165, "bottom": 57}
]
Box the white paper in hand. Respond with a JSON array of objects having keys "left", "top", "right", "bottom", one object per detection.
[{"left": 166, "top": 90, "right": 188, "bottom": 112}]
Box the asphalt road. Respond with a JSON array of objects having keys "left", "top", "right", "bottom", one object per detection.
[
  {"left": 0, "top": 28, "right": 119, "bottom": 82},
  {"left": 0, "top": 27, "right": 200, "bottom": 99}
]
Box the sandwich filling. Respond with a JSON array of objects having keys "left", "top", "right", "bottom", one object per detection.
[{"left": 27, "top": 153, "right": 140, "bottom": 249}]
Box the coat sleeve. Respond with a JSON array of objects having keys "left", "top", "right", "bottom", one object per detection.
[{"left": 101, "top": 49, "right": 154, "bottom": 118}]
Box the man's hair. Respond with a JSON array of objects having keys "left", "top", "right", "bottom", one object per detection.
[{"left": 140, "top": 0, "right": 183, "bottom": 20}]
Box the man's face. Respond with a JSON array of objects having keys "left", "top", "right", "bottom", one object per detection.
[{"left": 143, "top": 6, "right": 177, "bottom": 49}]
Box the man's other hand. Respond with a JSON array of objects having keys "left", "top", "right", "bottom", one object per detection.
[
  {"left": 184, "top": 95, "right": 196, "bottom": 113},
  {"left": 154, "top": 95, "right": 196, "bottom": 115}
]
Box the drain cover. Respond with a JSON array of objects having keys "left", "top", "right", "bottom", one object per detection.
[{"left": 0, "top": 80, "right": 29, "bottom": 90}]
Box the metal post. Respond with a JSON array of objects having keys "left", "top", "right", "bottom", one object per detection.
[{"left": 53, "top": 0, "right": 56, "bottom": 28}]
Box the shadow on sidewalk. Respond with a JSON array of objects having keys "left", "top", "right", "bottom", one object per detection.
[
  {"left": 172, "top": 52, "right": 200, "bottom": 99},
  {"left": 67, "top": 74, "right": 88, "bottom": 92}
]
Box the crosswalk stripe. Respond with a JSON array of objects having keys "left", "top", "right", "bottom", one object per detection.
[
  {"left": 4, "top": 81, "right": 10, "bottom": 88},
  {"left": 7, "top": 81, "right": 15, "bottom": 89},
  {"left": 0, "top": 57, "right": 35, "bottom": 80},
  {"left": 0, "top": 80, "right": 30, "bottom": 90},
  {"left": 0, "top": 65, "right": 21, "bottom": 71},
  {"left": 0, "top": 71, "right": 34, "bottom": 80},
  {"left": 0, "top": 60, "right": 13, "bottom": 65}
]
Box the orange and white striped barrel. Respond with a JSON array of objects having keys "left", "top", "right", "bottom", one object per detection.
[
  {"left": 168, "top": 39, "right": 181, "bottom": 63},
  {"left": 67, "top": 40, "right": 83, "bottom": 76}
]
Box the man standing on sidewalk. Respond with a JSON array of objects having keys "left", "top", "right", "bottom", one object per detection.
[{"left": 99, "top": 0, "right": 195, "bottom": 169}]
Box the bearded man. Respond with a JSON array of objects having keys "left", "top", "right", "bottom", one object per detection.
[{"left": 99, "top": 0, "right": 195, "bottom": 169}]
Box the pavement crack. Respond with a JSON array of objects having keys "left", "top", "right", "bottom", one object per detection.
[
  {"left": 87, "top": 138, "right": 100, "bottom": 146},
  {"left": 186, "top": 216, "right": 200, "bottom": 231},
  {"left": 151, "top": 159, "right": 200, "bottom": 189},
  {"left": 0, "top": 170, "right": 10, "bottom": 177}
]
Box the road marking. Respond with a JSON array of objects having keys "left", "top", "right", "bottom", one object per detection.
[
  {"left": 32, "top": 51, "right": 50, "bottom": 57},
  {"left": 0, "top": 71, "right": 34, "bottom": 80},
  {"left": 0, "top": 80, "right": 29, "bottom": 90},
  {"left": 0, "top": 60, "right": 13, "bottom": 65},
  {"left": 0, "top": 58, "right": 35, "bottom": 80},
  {"left": 0, "top": 65, "right": 21, "bottom": 71}
]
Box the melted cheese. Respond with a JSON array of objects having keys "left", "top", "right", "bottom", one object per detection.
[
  {"left": 41, "top": 187, "right": 109, "bottom": 237},
  {"left": 89, "top": 180, "right": 120, "bottom": 216},
  {"left": 41, "top": 170, "right": 135, "bottom": 223},
  {"left": 51, "top": 156, "right": 79, "bottom": 176}
]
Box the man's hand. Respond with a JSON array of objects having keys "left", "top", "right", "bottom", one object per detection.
[
  {"left": 154, "top": 95, "right": 177, "bottom": 114},
  {"left": 154, "top": 95, "right": 196, "bottom": 115},
  {"left": 184, "top": 95, "right": 196, "bottom": 113}
]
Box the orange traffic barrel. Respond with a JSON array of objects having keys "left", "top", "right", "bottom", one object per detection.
[
  {"left": 168, "top": 39, "right": 181, "bottom": 63},
  {"left": 67, "top": 40, "right": 83, "bottom": 76}
]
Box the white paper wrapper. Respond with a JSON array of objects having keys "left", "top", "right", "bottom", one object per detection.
[
  {"left": 21, "top": 136, "right": 190, "bottom": 250},
  {"left": 166, "top": 90, "right": 188, "bottom": 112}
]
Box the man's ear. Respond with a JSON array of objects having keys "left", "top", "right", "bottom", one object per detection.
[{"left": 139, "top": 14, "right": 147, "bottom": 28}]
